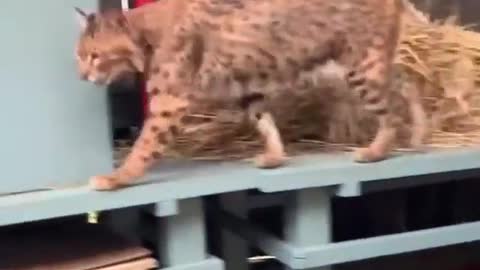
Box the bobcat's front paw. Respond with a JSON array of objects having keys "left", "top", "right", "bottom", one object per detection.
[
  {"left": 89, "top": 166, "right": 145, "bottom": 191},
  {"left": 89, "top": 175, "right": 122, "bottom": 191}
]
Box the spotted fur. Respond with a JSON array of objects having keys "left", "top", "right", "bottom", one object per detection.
[{"left": 75, "top": 0, "right": 406, "bottom": 190}]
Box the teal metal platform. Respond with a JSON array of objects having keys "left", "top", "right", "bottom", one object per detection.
[
  {"left": 1, "top": 148, "right": 480, "bottom": 226},
  {"left": 1, "top": 148, "right": 480, "bottom": 269}
]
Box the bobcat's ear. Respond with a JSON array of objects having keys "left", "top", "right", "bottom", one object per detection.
[
  {"left": 115, "top": 12, "right": 129, "bottom": 29},
  {"left": 74, "top": 7, "right": 94, "bottom": 30}
]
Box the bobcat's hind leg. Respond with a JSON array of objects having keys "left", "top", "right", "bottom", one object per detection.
[
  {"left": 392, "top": 66, "right": 428, "bottom": 150},
  {"left": 405, "top": 82, "right": 428, "bottom": 150},
  {"left": 242, "top": 94, "right": 287, "bottom": 168},
  {"left": 346, "top": 63, "right": 400, "bottom": 162}
]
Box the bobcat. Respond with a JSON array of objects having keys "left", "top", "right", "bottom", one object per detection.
[{"left": 75, "top": 0, "right": 406, "bottom": 190}]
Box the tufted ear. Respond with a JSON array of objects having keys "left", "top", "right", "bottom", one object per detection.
[
  {"left": 74, "top": 7, "right": 94, "bottom": 30},
  {"left": 107, "top": 11, "right": 129, "bottom": 31},
  {"left": 116, "top": 12, "right": 129, "bottom": 29}
]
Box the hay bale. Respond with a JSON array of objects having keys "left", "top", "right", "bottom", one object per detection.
[{"left": 396, "top": 4, "right": 480, "bottom": 147}]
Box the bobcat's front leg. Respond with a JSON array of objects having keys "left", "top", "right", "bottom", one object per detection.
[{"left": 90, "top": 63, "right": 190, "bottom": 191}]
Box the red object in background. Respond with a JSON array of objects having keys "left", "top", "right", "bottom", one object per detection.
[
  {"left": 134, "top": 0, "right": 155, "bottom": 7},
  {"left": 133, "top": 0, "right": 155, "bottom": 119}
]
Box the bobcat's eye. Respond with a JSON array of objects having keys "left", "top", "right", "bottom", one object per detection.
[
  {"left": 90, "top": 52, "right": 99, "bottom": 60},
  {"left": 90, "top": 52, "right": 100, "bottom": 66}
]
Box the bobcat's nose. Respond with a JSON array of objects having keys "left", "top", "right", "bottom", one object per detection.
[{"left": 80, "top": 72, "right": 88, "bottom": 81}]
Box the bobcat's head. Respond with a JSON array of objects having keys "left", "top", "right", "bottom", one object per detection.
[{"left": 74, "top": 8, "right": 146, "bottom": 85}]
